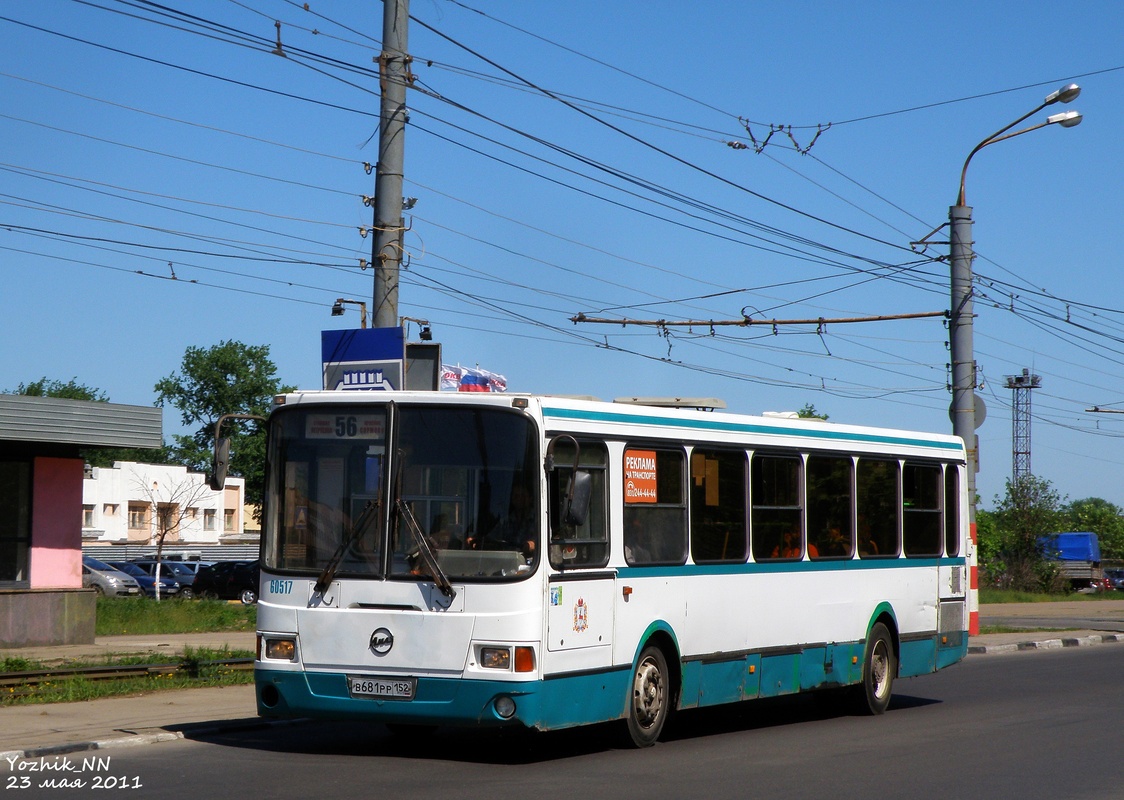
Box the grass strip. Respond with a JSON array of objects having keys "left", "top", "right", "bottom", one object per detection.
[
  {"left": 95, "top": 597, "right": 256, "bottom": 636},
  {"left": 0, "top": 647, "right": 255, "bottom": 706},
  {"left": 978, "top": 588, "right": 1123, "bottom": 604}
]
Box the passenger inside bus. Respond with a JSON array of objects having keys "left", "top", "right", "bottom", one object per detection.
[
  {"left": 771, "top": 528, "right": 804, "bottom": 559},
  {"left": 858, "top": 518, "right": 880, "bottom": 556},
  {"left": 624, "top": 515, "right": 653, "bottom": 563}
]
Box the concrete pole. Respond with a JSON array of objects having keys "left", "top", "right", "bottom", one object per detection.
[
  {"left": 372, "top": 0, "right": 409, "bottom": 329},
  {"left": 949, "top": 202, "right": 978, "bottom": 634}
]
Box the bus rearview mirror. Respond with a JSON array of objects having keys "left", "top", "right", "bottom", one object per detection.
[
  {"left": 563, "top": 470, "right": 592, "bottom": 527},
  {"left": 209, "top": 437, "right": 230, "bottom": 490}
]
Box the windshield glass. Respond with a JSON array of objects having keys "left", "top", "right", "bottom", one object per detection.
[
  {"left": 264, "top": 407, "right": 388, "bottom": 578},
  {"left": 264, "top": 402, "right": 540, "bottom": 582},
  {"left": 390, "top": 405, "right": 539, "bottom": 581}
]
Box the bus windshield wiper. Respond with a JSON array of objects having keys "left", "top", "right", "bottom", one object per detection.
[
  {"left": 314, "top": 499, "right": 379, "bottom": 595},
  {"left": 397, "top": 499, "right": 457, "bottom": 601}
]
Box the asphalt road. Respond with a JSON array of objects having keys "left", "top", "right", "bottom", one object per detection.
[{"left": 7, "top": 644, "right": 1121, "bottom": 800}]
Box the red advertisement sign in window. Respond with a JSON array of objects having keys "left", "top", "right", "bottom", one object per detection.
[{"left": 624, "top": 449, "right": 658, "bottom": 504}]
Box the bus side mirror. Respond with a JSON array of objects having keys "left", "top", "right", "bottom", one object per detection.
[
  {"left": 562, "top": 470, "right": 592, "bottom": 527},
  {"left": 207, "top": 412, "right": 266, "bottom": 491},
  {"left": 209, "top": 438, "right": 230, "bottom": 491}
]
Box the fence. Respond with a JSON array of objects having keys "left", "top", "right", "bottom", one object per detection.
[{"left": 82, "top": 543, "right": 260, "bottom": 563}]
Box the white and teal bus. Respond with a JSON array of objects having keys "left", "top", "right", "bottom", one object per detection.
[{"left": 251, "top": 391, "right": 970, "bottom": 746}]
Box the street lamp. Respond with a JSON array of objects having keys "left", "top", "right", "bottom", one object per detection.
[
  {"left": 400, "top": 316, "right": 432, "bottom": 340},
  {"left": 331, "top": 298, "right": 368, "bottom": 328},
  {"left": 956, "top": 84, "right": 1082, "bottom": 206},
  {"left": 950, "top": 83, "right": 1082, "bottom": 633}
]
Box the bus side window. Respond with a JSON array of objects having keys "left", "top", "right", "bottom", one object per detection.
[
  {"left": 751, "top": 453, "right": 803, "bottom": 561},
  {"left": 903, "top": 462, "right": 942, "bottom": 557},
  {"left": 548, "top": 441, "right": 609, "bottom": 569},
  {"left": 945, "top": 465, "right": 961, "bottom": 557},
  {"left": 857, "top": 458, "right": 900, "bottom": 557},
  {"left": 689, "top": 448, "right": 747, "bottom": 563},
  {"left": 806, "top": 455, "right": 854, "bottom": 559},
  {"left": 623, "top": 448, "right": 687, "bottom": 566}
]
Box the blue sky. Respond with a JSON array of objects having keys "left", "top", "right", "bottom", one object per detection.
[{"left": 3, "top": 1, "right": 1122, "bottom": 511}]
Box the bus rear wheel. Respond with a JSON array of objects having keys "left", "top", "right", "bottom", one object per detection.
[
  {"left": 854, "top": 621, "right": 895, "bottom": 715},
  {"left": 625, "top": 645, "right": 669, "bottom": 747}
]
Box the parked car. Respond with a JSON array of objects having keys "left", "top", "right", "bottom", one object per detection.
[
  {"left": 82, "top": 556, "right": 143, "bottom": 597},
  {"left": 105, "top": 561, "right": 181, "bottom": 599},
  {"left": 164, "top": 559, "right": 215, "bottom": 577},
  {"left": 193, "top": 560, "right": 259, "bottom": 604},
  {"left": 1105, "top": 568, "right": 1124, "bottom": 591},
  {"left": 129, "top": 559, "right": 198, "bottom": 600}
]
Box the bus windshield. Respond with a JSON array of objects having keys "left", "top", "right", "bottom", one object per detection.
[{"left": 263, "top": 403, "right": 540, "bottom": 582}]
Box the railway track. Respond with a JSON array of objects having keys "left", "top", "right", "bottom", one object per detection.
[{"left": 0, "top": 658, "right": 254, "bottom": 696}]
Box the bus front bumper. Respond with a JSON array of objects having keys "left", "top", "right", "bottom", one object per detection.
[{"left": 255, "top": 666, "right": 630, "bottom": 731}]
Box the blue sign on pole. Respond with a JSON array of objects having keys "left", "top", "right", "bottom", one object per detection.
[{"left": 321, "top": 327, "right": 405, "bottom": 391}]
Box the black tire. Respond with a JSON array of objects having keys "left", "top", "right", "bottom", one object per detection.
[
  {"left": 200, "top": 589, "right": 219, "bottom": 601},
  {"left": 240, "top": 587, "right": 258, "bottom": 605},
  {"left": 854, "top": 621, "right": 895, "bottom": 715},
  {"left": 92, "top": 584, "right": 105, "bottom": 596},
  {"left": 178, "top": 587, "right": 195, "bottom": 600},
  {"left": 625, "top": 645, "right": 670, "bottom": 747}
]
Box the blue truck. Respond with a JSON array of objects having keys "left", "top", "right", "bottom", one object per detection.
[{"left": 1040, "top": 532, "right": 1104, "bottom": 590}]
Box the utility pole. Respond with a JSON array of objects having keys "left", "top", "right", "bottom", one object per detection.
[
  {"left": 948, "top": 202, "right": 978, "bottom": 509},
  {"left": 372, "top": 0, "right": 410, "bottom": 329}
]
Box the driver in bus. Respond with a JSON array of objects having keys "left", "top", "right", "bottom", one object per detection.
[{"left": 466, "top": 484, "right": 536, "bottom": 560}]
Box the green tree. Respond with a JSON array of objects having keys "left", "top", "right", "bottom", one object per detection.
[
  {"left": 12, "top": 377, "right": 108, "bottom": 401},
  {"left": 154, "top": 340, "right": 293, "bottom": 508},
  {"left": 797, "top": 403, "right": 828, "bottom": 421},
  {"left": 8, "top": 377, "right": 170, "bottom": 467},
  {"left": 975, "top": 508, "right": 1001, "bottom": 575},
  {"left": 984, "top": 475, "right": 1066, "bottom": 592},
  {"left": 1060, "top": 497, "right": 1124, "bottom": 561}
]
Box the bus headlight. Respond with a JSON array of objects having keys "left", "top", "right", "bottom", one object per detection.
[
  {"left": 480, "top": 647, "right": 511, "bottom": 670},
  {"left": 264, "top": 637, "right": 298, "bottom": 662}
]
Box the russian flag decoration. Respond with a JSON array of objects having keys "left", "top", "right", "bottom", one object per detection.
[{"left": 440, "top": 364, "right": 507, "bottom": 392}]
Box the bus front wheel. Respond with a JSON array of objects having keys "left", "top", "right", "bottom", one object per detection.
[
  {"left": 625, "top": 645, "right": 669, "bottom": 747},
  {"left": 854, "top": 621, "right": 895, "bottom": 715}
]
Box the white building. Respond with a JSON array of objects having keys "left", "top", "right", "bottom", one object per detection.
[{"left": 82, "top": 461, "right": 246, "bottom": 546}]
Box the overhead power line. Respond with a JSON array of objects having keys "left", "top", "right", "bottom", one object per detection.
[{"left": 571, "top": 310, "right": 948, "bottom": 329}]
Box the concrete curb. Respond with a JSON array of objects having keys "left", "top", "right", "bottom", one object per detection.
[
  {"left": 968, "top": 632, "right": 1124, "bottom": 655},
  {"left": 1, "top": 718, "right": 304, "bottom": 762},
  {"left": 1, "top": 732, "right": 184, "bottom": 763}
]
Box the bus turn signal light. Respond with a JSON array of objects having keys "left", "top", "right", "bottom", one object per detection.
[{"left": 515, "top": 647, "right": 535, "bottom": 673}]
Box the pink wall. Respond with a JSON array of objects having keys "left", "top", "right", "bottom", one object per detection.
[{"left": 30, "top": 457, "right": 84, "bottom": 590}]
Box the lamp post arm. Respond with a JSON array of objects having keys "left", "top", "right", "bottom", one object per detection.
[{"left": 957, "top": 103, "right": 1046, "bottom": 205}]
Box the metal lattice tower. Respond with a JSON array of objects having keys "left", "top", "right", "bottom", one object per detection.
[{"left": 1005, "top": 369, "right": 1041, "bottom": 482}]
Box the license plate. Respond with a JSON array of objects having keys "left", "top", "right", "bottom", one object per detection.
[{"left": 347, "top": 675, "right": 416, "bottom": 700}]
